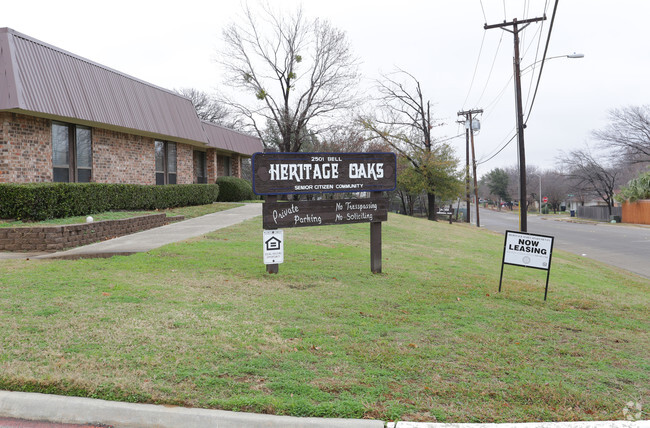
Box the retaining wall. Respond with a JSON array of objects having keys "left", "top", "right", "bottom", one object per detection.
[{"left": 0, "top": 214, "right": 183, "bottom": 252}]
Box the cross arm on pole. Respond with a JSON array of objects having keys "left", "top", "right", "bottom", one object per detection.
[{"left": 484, "top": 16, "right": 546, "bottom": 30}]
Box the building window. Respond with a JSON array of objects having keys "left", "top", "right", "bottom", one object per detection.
[
  {"left": 223, "top": 156, "right": 232, "bottom": 177},
  {"left": 194, "top": 150, "right": 207, "bottom": 184},
  {"left": 52, "top": 122, "right": 92, "bottom": 183},
  {"left": 155, "top": 141, "right": 177, "bottom": 185}
]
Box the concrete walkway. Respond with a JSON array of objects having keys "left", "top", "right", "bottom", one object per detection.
[
  {"left": 0, "top": 391, "right": 381, "bottom": 428},
  {"left": 33, "top": 203, "right": 262, "bottom": 259},
  {"left": 0, "top": 391, "right": 645, "bottom": 428}
]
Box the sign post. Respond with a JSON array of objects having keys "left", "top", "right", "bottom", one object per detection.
[
  {"left": 370, "top": 191, "right": 383, "bottom": 273},
  {"left": 499, "top": 230, "right": 555, "bottom": 300},
  {"left": 253, "top": 152, "right": 397, "bottom": 274}
]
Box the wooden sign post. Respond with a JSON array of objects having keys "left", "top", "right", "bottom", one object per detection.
[{"left": 253, "top": 152, "right": 397, "bottom": 274}]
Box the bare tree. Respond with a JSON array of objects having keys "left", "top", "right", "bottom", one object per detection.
[
  {"left": 541, "top": 170, "right": 569, "bottom": 213},
  {"left": 558, "top": 146, "right": 622, "bottom": 216},
  {"left": 361, "top": 70, "right": 461, "bottom": 220},
  {"left": 219, "top": 4, "right": 360, "bottom": 152},
  {"left": 175, "top": 87, "right": 236, "bottom": 127},
  {"left": 593, "top": 105, "right": 650, "bottom": 164}
]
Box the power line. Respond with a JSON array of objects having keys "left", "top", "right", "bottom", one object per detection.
[
  {"left": 477, "top": 131, "right": 517, "bottom": 165},
  {"left": 474, "top": 30, "right": 504, "bottom": 108},
  {"left": 523, "top": 19, "right": 545, "bottom": 114},
  {"left": 461, "top": 31, "right": 487, "bottom": 109},
  {"left": 477, "top": 125, "right": 515, "bottom": 162},
  {"left": 525, "top": 0, "right": 560, "bottom": 124},
  {"left": 479, "top": 0, "right": 487, "bottom": 23},
  {"left": 482, "top": 73, "right": 514, "bottom": 119}
]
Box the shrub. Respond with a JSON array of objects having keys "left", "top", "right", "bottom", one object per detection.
[
  {"left": 615, "top": 171, "right": 650, "bottom": 203},
  {"left": 216, "top": 176, "right": 256, "bottom": 202},
  {"left": 0, "top": 183, "right": 219, "bottom": 221}
]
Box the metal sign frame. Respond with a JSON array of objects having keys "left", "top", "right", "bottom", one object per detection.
[{"left": 499, "top": 230, "right": 555, "bottom": 300}]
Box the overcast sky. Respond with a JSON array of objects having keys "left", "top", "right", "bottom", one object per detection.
[{"left": 4, "top": 0, "right": 650, "bottom": 176}]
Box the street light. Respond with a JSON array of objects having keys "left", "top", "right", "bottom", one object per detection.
[
  {"left": 514, "top": 52, "right": 584, "bottom": 231},
  {"left": 521, "top": 53, "right": 585, "bottom": 74}
]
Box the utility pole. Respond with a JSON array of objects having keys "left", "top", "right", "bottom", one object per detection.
[
  {"left": 457, "top": 109, "right": 483, "bottom": 228},
  {"left": 485, "top": 16, "right": 546, "bottom": 232},
  {"left": 456, "top": 119, "right": 471, "bottom": 223}
]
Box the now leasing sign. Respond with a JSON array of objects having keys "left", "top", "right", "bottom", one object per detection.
[
  {"left": 252, "top": 152, "right": 397, "bottom": 195},
  {"left": 500, "top": 230, "right": 555, "bottom": 300},
  {"left": 503, "top": 231, "right": 554, "bottom": 269}
]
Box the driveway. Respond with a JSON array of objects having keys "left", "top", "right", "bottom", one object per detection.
[{"left": 475, "top": 206, "right": 650, "bottom": 279}]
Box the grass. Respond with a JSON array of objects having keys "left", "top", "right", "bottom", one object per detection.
[
  {"left": 0, "top": 202, "right": 242, "bottom": 228},
  {"left": 0, "top": 213, "right": 647, "bottom": 422}
]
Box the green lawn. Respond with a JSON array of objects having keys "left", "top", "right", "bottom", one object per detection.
[{"left": 0, "top": 213, "right": 647, "bottom": 423}]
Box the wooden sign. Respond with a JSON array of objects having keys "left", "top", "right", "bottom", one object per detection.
[
  {"left": 263, "top": 198, "right": 388, "bottom": 229},
  {"left": 252, "top": 152, "right": 397, "bottom": 195}
]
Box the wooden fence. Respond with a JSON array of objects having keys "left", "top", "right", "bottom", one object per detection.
[
  {"left": 622, "top": 200, "right": 650, "bottom": 225},
  {"left": 576, "top": 205, "right": 622, "bottom": 222}
]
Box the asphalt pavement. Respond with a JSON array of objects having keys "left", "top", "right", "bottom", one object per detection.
[{"left": 475, "top": 206, "right": 650, "bottom": 278}]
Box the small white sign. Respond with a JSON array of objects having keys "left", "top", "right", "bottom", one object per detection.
[
  {"left": 503, "top": 231, "right": 553, "bottom": 270},
  {"left": 263, "top": 229, "right": 284, "bottom": 264}
]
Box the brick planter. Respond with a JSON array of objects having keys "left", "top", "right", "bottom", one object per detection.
[{"left": 0, "top": 214, "right": 183, "bottom": 252}]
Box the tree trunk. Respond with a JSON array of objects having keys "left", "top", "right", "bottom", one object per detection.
[
  {"left": 399, "top": 191, "right": 408, "bottom": 215},
  {"left": 427, "top": 192, "right": 436, "bottom": 221}
]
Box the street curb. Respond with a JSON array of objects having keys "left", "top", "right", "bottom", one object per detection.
[
  {"left": 0, "top": 391, "right": 384, "bottom": 428},
  {"left": 389, "top": 422, "right": 648, "bottom": 428}
]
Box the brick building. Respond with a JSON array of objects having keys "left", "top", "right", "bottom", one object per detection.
[{"left": 0, "top": 28, "right": 262, "bottom": 185}]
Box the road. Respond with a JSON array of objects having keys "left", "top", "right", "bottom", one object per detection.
[{"left": 474, "top": 206, "right": 650, "bottom": 279}]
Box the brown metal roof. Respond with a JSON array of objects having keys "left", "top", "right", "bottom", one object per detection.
[
  {"left": 202, "top": 121, "right": 263, "bottom": 156},
  {"left": 0, "top": 27, "right": 210, "bottom": 145}
]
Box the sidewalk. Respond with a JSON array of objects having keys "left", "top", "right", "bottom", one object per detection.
[
  {"left": 0, "top": 391, "right": 380, "bottom": 428},
  {"left": 0, "top": 391, "right": 645, "bottom": 428},
  {"left": 30, "top": 203, "right": 262, "bottom": 260}
]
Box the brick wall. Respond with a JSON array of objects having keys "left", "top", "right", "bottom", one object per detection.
[
  {"left": 0, "top": 214, "right": 182, "bottom": 252},
  {"left": 176, "top": 142, "right": 193, "bottom": 184},
  {"left": 0, "top": 112, "right": 52, "bottom": 183},
  {"left": 231, "top": 153, "right": 241, "bottom": 178},
  {"left": 0, "top": 112, "right": 200, "bottom": 185},
  {"left": 92, "top": 128, "right": 155, "bottom": 184},
  {"left": 206, "top": 148, "right": 217, "bottom": 183}
]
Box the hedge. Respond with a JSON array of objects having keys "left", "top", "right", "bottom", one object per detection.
[
  {"left": 0, "top": 183, "right": 220, "bottom": 221},
  {"left": 215, "top": 176, "right": 256, "bottom": 202}
]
